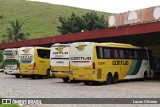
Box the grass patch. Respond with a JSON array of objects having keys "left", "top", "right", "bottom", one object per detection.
[
  {"left": 0, "top": 104, "right": 20, "bottom": 107},
  {"left": 0, "top": 0, "right": 111, "bottom": 42}
]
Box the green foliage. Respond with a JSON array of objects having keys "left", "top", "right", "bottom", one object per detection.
[
  {"left": 0, "top": 104, "right": 19, "bottom": 107},
  {"left": 82, "top": 11, "right": 108, "bottom": 31},
  {"left": 0, "top": 50, "right": 3, "bottom": 62},
  {"left": 57, "top": 11, "right": 108, "bottom": 34},
  {"left": 57, "top": 13, "right": 84, "bottom": 34},
  {"left": 0, "top": 0, "right": 111, "bottom": 41},
  {"left": 2, "top": 19, "right": 29, "bottom": 42},
  {"left": 0, "top": 15, "right": 3, "bottom": 19},
  {"left": 0, "top": 50, "right": 4, "bottom": 69}
]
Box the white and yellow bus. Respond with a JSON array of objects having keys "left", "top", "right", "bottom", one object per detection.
[
  {"left": 19, "top": 47, "right": 52, "bottom": 79},
  {"left": 50, "top": 43, "right": 70, "bottom": 82},
  {"left": 69, "top": 42, "right": 153, "bottom": 85}
]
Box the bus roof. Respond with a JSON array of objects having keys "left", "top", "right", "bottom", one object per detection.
[
  {"left": 98, "top": 42, "right": 135, "bottom": 48},
  {"left": 19, "top": 47, "right": 50, "bottom": 49},
  {"left": 51, "top": 43, "right": 70, "bottom": 47},
  {"left": 4, "top": 48, "right": 18, "bottom": 50}
]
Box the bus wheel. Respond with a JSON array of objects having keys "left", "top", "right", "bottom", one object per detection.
[
  {"left": 83, "top": 81, "right": 91, "bottom": 85},
  {"left": 112, "top": 72, "right": 118, "bottom": 84},
  {"left": 45, "top": 69, "right": 50, "bottom": 79},
  {"left": 22, "top": 75, "right": 27, "bottom": 78},
  {"left": 31, "top": 75, "right": 35, "bottom": 79},
  {"left": 91, "top": 81, "right": 99, "bottom": 85},
  {"left": 38, "top": 75, "right": 43, "bottom": 79},
  {"left": 143, "top": 71, "right": 148, "bottom": 80},
  {"left": 63, "top": 78, "right": 69, "bottom": 83},
  {"left": 106, "top": 73, "right": 112, "bottom": 84},
  {"left": 15, "top": 74, "right": 20, "bottom": 78}
]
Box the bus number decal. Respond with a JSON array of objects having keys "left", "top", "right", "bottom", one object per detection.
[{"left": 98, "top": 62, "right": 105, "bottom": 65}]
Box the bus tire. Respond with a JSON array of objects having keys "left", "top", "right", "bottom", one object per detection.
[
  {"left": 22, "top": 75, "right": 27, "bottom": 78},
  {"left": 143, "top": 71, "right": 148, "bottom": 80},
  {"left": 84, "top": 81, "right": 91, "bottom": 85},
  {"left": 106, "top": 73, "right": 112, "bottom": 84},
  {"left": 112, "top": 72, "right": 118, "bottom": 84},
  {"left": 38, "top": 75, "right": 43, "bottom": 79},
  {"left": 91, "top": 81, "right": 99, "bottom": 85},
  {"left": 31, "top": 75, "right": 36, "bottom": 79},
  {"left": 45, "top": 69, "right": 50, "bottom": 79},
  {"left": 63, "top": 78, "right": 69, "bottom": 83},
  {"left": 15, "top": 74, "right": 20, "bottom": 78}
]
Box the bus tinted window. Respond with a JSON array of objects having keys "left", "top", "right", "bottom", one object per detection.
[
  {"left": 96, "top": 47, "right": 104, "bottom": 59},
  {"left": 114, "top": 49, "right": 119, "bottom": 58},
  {"left": 124, "top": 50, "right": 129, "bottom": 59},
  {"left": 130, "top": 50, "right": 135, "bottom": 59},
  {"left": 104, "top": 48, "right": 111, "bottom": 58},
  {"left": 37, "top": 49, "right": 50, "bottom": 59},
  {"left": 96, "top": 46, "right": 148, "bottom": 60},
  {"left": 119, "top": 49, "right": 124, "bottom": 58}
]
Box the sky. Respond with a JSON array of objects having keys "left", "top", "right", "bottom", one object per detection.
[{"left": 29, "top": 0, "right": 160, "bottom": 13}]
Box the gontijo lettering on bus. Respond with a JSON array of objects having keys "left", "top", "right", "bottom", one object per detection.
[
  {"left": 112, "top": 60, "right": 129, "bottom": 65},
  {"left": 71, "top": 57, "right": 91, "bottom": 60}
]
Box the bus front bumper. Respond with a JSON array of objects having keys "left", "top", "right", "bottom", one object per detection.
[{"left": 4, "top": 70, "right": 19, "bottom": 75}]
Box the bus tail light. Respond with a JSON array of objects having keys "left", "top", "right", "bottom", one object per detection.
[
  {"left": 92, "top": 62, "right": 95, "bottom": 70},
  {"left": 33, "top": 62, "right": 37, "bottom": 70},
  {"left": 92, "top": 62, "right": 96, "bottom": 74}
]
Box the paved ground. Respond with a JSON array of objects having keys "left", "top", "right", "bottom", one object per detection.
[{"left": 0, "top": 72, "right": 160, "bottom": 107}]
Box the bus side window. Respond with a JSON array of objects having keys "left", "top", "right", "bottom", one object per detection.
[
  {"left": 134, "top": 50, "right": 138, "bottom": 59},
  {"left": 104, "top": 48, "right": 111, "bottom": 58},
  {"left": 96, "top": 47, "right": 104, "bottom": 59},
  {"left": 111, "top": 49, "right": 115, "bottom": 58},
  {"left": 124, "top": 50, "right": 129, "bottom": 59},
  {"left": 128, "top": 50, "right": 132, "bottom": 59},
  {"left": 37, "top": 49, "right": 50, "bottom": 59},
  {"left": 130, "top": 50, "right": 135, "bottom": 59},
  {"left": 119, "top": 49, "right": 124, "bottom": 58},
  {"left": 114, "top": 49, "right": 119, "bottom": 59},
  {"left": 137, "top": 50, "right": 143, "bottom": 60}
]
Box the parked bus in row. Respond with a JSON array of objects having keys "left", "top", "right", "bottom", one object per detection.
[
  {"left": 69, "top": 42, "right": 153, "bottom": 85},
  {"left": 50, "top": 43, "right": 70, "bottom": 82},
  {"left": 3, "top": 48, "right": 21, "bottom": 78},
  {"left": 19, "top": 47, "right": 52, "bottom": 79}
]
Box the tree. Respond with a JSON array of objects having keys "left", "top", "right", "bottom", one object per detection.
[
  {"left": 2, "top": 19, "right": 29, "bottom": 42},
  {"left": 57, "top": 13, "right": 84, "bottom": 34},
  {"left": 57, "top": 11, "right": 108, "bottom": 34},
  {"left": 82, "top": 12, "right": 107, "bottom": 31}
]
